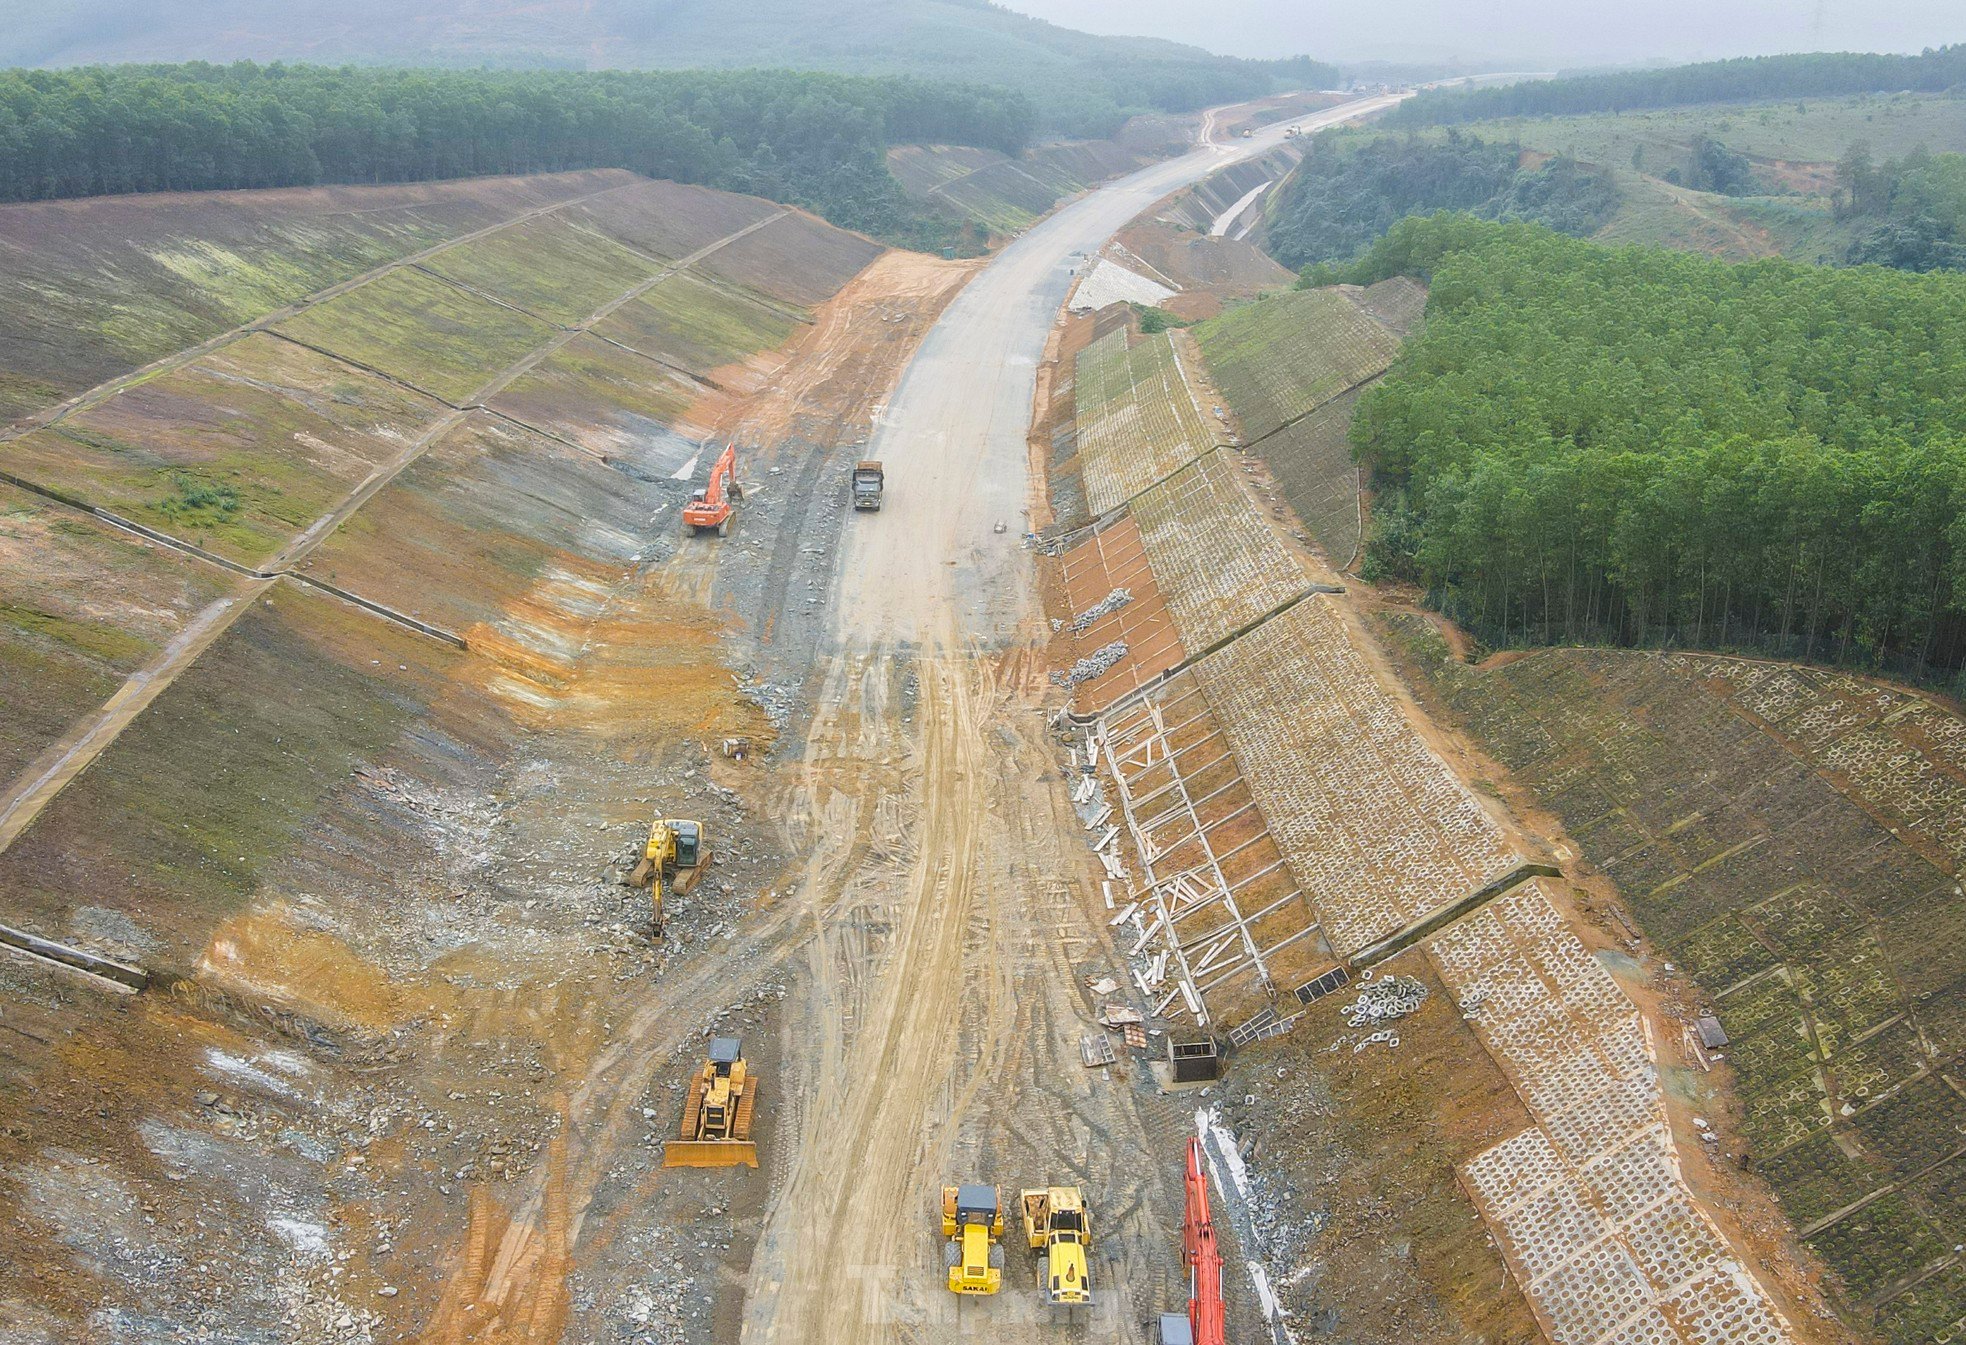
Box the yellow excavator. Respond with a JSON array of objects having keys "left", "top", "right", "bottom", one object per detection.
[
  {"left": 663, "top": 1036, "right": 758, "bottom": 1168},
  {"left": 628, "top": 817, "right": 707, "bottom": 934},
  {"left": 1021, "top": 1186, "right": 1093, "bottom": 1306},
  {"left": 941, "top": 1185, "right": 1005, "bottom": 1295}
]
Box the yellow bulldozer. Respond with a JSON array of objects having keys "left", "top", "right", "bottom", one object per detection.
[
  {"left": 627, "top": 817, "right": 707, "bottom": 934},
  {"left": 1021, "top": 1186, "right": 1093, "bottom": 1306},
  {"left": 941, "top": 1184, "right": 1005, "bottom": 1295},
  {"left": 662, "top": 1036, "right": 759, "bottom": 1169}
]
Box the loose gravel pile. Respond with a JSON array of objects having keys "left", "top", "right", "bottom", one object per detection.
[
  {"left": 1072, "top": 587, "right": 1134, "bottom": 634},
  {"left": 1053, "top": 639, "right": 1129, "bottom": 687}
]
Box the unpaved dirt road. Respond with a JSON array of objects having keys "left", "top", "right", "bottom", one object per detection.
[
  {"left": 398, "top": 93, "right": 1403, "bottom": 1345},
  {"left": 741, "top": 93, "right": 1407, "bottom": 1343}
]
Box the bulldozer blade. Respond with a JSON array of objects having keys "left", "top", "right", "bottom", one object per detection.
[{"left": 662, "top": 1139, "right": 758, "bottom": 1169}]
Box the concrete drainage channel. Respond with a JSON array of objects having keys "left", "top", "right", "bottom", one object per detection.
[{"left": 0, "top": 920, "right": 148, "bottom": 992}]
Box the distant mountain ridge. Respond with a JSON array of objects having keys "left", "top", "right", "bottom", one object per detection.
[{"left": 2, "top": 0, "right": 1335, "bottom": 137}]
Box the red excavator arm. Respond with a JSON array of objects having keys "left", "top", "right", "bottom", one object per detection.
[
  {"left": 1185, "top": 1137, "right": 1226, "bottom": 1345},
  {"left": 683, "top": 445, "right": 742, "bottom": 536}
]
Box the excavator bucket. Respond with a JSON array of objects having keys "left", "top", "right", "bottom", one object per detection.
[{"left": 662, "top": 1138, "right": 758, "bottom": 1169}]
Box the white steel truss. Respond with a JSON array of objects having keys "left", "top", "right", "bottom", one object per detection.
[{"left": 1094, "top": 672, "right": 1322, "bottom": 1025}]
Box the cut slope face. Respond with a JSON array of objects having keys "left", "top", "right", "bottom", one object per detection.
[
  {"left": 0, "top": 170, "right": 630, "bottom": 424},
  {"left": 1383, "top": 625, "right": 1966, "bottom": 1338},
  {"left": 274, "top": 267, "right": 561, "bottom": 404},
  {"left": 1193, "top": 283, "right": 1403, "bottom": 441},
  {"left": 1071, "top": 329, "right": 1217, "bottom": 513},
  {"left": 1188, "top": 277, "right": 1422, "bottom": 567},
  {"left": 1128, "top": 448, "right": 1317, "bottom": 649},
  {"left": 0, "top": 163, "right": 948, "bottom": 1344},
  {"left": 0, "top": 484, "right": 246, "bottom": 785},
  {"left": 891, "top": 120, "right": 1193, "bottom": 236},
  {"left": 4, "top": 334, "right": 450, "bottom": 567},
  {"left": 1049, "top": 237, "right": 1797, "bottom": 1345},
  {"left": 0, "top": 170, "right": 883, "bottom": 972},
  {"left": 1197, "top": 596, "right": 1526, "bottom": 960},
  {"left": 1441, "top": 882, "right": 1790, "bottom": 1345}
]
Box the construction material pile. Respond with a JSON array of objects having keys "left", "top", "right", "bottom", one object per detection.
[
  {"left": 1071, "top": 587, "right": 1132, "bottom": 633},
  {"left": 1054, "top": 640, "right": 1128, "bottom": 688},
  {"left": 1342, "top": 975, "right": 1427, "bottom": 1027}
]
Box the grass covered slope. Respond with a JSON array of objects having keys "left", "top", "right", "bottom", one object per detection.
[
  {"left": 1381, "top": 622, "right": 1966, "bottom": 1339},
  {"left": 0, "top": 170, "right": 627, "bottom": 423},
  {"left": 1193, "top": 286, "right": 1402, "bottom": 441},
  {"left": 0, "top": 485, "right": 245, "bottom": 784},
  {"left": 3, "top": 335, "right": 450, "bottom": 565},
  {"left": 1344, "top": 214, "right": 1966, "bottom": 682}
]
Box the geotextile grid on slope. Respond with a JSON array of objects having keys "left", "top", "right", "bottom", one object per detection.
[
  {"left": 1193, "top": 594, "right": 1522, "bottom": 959},
  {"left": 1438, "top": 882, "right": 1792, "bottom": 1345},
  {"left": 1379, "top": 628, "right": 1966, "bottom": 1333},
  {"left": 1129, "top": 448, "right": 1318, "bottom": 650},
  {"left": 1193, "top": 286, "right": 1403, "bottom": 442},
  {"left": 1071, "top": 331, "right": 1217, "bottom": 515}
]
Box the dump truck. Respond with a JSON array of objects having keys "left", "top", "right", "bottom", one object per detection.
[
  {"left": 1021, "top": 1186, "right": 1093, "bottom": 1306},
  {"left": 663, "top": 1036, "right": 758, "bottom": 1168},
  {"left": 683, "top": 444, "right": 743, "bottom": 536},
  {"left": 941, "top": 1184, "right": 1005, "bottom": 1295},
  {"left": 851, "top": 460, "right": 884, "bottom": 511},
  {"left": 627, "top": 817, "right": 707, "bottom": 935}
]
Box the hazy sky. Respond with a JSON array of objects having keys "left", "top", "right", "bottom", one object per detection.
[{"left": 996, "top": 0, "right": 1963, "bottom": 68}]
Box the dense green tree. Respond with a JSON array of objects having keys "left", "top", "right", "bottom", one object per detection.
[
  {"left": 1269, "top": 132, "right": 1619, "bottom": 271},
  {"left": 1683, "top": 134, "right": 1755, "bottom": 195},
  {"left": 1333, "top": 214, "right": 1966, "bottom": 680},
  {"left": 1387, "top": 46, "right": 1966, "bottom": 128},
  {"left": 1842, "top": 148, "right": 1966, "bottom": 270},
  {"left": 0, "top": 63, "right": 1036, "bottom": 238}
]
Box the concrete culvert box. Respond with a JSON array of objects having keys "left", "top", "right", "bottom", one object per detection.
[{"left": 1168, "top": 1032, "right": 1222, "bottom": 1083}]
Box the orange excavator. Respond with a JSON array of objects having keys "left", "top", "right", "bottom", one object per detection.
[
  {"left": 683, "top": 444, "right": 742, "bottom": 537},
  {"left": 1179, "top": 1137, "right": 1226, "bottom": 1345}
]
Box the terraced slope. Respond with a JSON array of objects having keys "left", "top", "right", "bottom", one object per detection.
[
  {"left": 4, "top": 335, "right": 450, "bottom": 567},
  {"left": 1188, "top": 279, "right": 1425, "bottom": 567},
  {"left": 1383, "top": 622, "right": 1966, "bottom": 1339},
  {"left": 1130, "top": 448, "right": 1313, "bottom": 648},
  {"left": 0, "top": 173, "right": 876, "bottom": 882},
  {"left": 274, "top": 268, "right": 560, "bottom": 404},
  {"left": 891, "top": 130, "right": 1180, "bottom": 236},
  {"left": 419, "top": 215, "right": 661, "bottom": 324},
  {"left": 1072, "top": 332, "right": 1216, "bottom": 514},
  {"left": 0, "top": 486, "right": 246, "bottom": 786},
  {"left": 0, "top": 170, "right": 630, "bottom": 424},
  {"left": 1193, "top": 285, "right": 1403, "bottom": 441},
  {"left": 697, "top": 213, "right": 883, "bottom": 309},
  {"left": 0, "top": 581, "right": 486, "bottom": 969},
  {"left": 594, "top": 272, "right": 800, "bottom": 380},
  {"left": 1255, "top": 388, "right": 1367, "bottom": 566}
]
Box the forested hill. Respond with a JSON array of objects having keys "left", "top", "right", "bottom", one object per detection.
[
  {"left": 1339, "top": 214, "right": 1966, "bottom": 683},
  {"left": 1388, "top": 46, "right": 1966, "bottom": 127},
  {"left": 1, "top": 0, "right": 1334, "bottom": 138},
  {"left": 0, "top": 64, "right": 1033, "bottom": 241}
]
